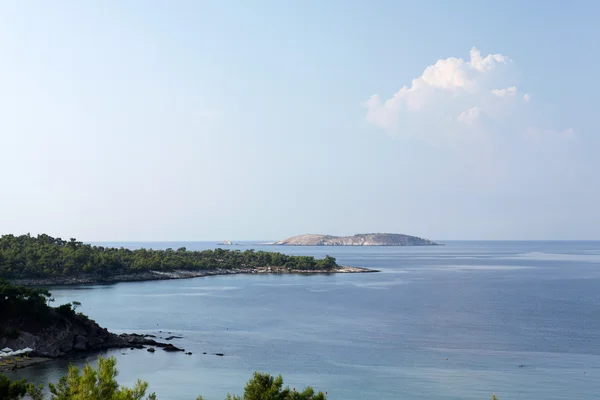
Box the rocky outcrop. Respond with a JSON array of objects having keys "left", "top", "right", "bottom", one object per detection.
[
  {"left": 0, "top": 313, "right": 181, "bottom": 358},
  {"left": 274, "top": 233, "right": 440, "bottom": 246}
]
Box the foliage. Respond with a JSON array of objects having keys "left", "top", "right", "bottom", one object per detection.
[
  {"left": 0, "top": 375, "right": 30, "bottom": 399},
  {"left": 48, "top": 356, "right": 156, "bottom": 400},
  {"left": 226, "top": 372, "right": 326, "bottom": 400},
  {"left": 0, "top": 280, "right": 86, "bottom": 328},
  {"left": 0, "top": 278, "right": 51, "bottom": 318},
  {"left": 1, "top": 358, "right": 327, "bottom": 400},
  {"left": 55, "top": 303, "right": 76, "bottom": 317},
  {"left": 1, "top": 358, "right": 500, "bottom": 399},
  {"left": 0, "top": 234, "right": 339, "bottom": 279},
  {"left": 26, "top": 384, "right": 45, "bottom": 400}
]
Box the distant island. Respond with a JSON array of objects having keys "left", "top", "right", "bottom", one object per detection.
[
  {"left": 273, "top": 233, "right": 440, "bottom": 246},
  {"left": 0, "top": 234, "right": 374, "bottom": 286}
]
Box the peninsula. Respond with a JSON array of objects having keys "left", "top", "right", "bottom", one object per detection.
[
  {"left": 274, "top": 233, "right": 440, "bottom": 246},
  {"left": 0, "top": 234, "right": 374, "bottom": 286}
]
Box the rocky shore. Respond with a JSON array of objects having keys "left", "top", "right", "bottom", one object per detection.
[
  {"left": 0, "top": 357, "right": 52, "bottom": 372},
  {"left": 0, "top": 306, "right": 187, "bottom": 372},
  {"left": 0, "top": 318, "right": 184, "bottom": 358},
  {"left": 12, "top": 266, "right": 376, "bottom": 286}
]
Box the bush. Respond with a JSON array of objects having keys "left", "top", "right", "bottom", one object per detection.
[
  {"left": 0, "top": 375, "right": 30, "bottom": 400},
  {"left": 55, "top": 303, "right": 75, "bottom": 317}
]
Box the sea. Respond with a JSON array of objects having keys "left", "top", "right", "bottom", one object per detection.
[{"left": 6, "top": 241, "right": 600, "bottom": 400}]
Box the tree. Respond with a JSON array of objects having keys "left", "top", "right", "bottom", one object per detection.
[
  {"left": 225, "top": 372, "right": 326, "bottom": 400},
  {"left": 0, "top": 375, "right": 29, "bottom": 399},
  {"left": 72, "top": 301, "right": 82, "bottom": 312},
  {"left": 1, "top": 359, "right": 499, "bottom": 399},
  {"left": 0, "top": 234, "right": 340, "bottom": 279},
  {"left": 48, "top": 356, "right": 156, "bottom": 400}
]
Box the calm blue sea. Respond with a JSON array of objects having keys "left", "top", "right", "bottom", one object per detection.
[{"left": 8, "top": 241, "right": 600, "bottom": 400}]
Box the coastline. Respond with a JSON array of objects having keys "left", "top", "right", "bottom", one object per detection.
[
  {"left": 0, "top": 357, "right": 52, "bottom": 372},
  {"left": 1, "top": 266, "right": 377, "bottom": 372},
  {"left": 11, "top": 266, "right": 378, "bottom": 287}
]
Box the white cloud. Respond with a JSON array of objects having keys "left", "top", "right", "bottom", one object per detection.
[
  {"left": 364, "top": 48, "right": 512, "bottom": 133},
  {"left": 469, "top": 48, "right": 508, "bottom": 71},
  {"left": 492, "top": 86, "right": 517, "bottom": 97},
  {"left": 457, "top": 107, "right": 480, "bottom": 124},
  {"left": 362, "top": 47, "right": 575, "bottom": 181},
  {"left": 363, "top": 47, "right": 564, "bottom": 149}
]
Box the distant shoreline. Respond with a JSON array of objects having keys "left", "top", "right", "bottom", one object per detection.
[
  {"left": 11, "top": 266, "right": 378, "bottom": 287},
  {"left": 273, "top": 233, "right": 440, "bottom": 246}
]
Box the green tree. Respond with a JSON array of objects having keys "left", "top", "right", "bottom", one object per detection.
[
  {"left": 225, "top": 372, "right": 326, "bottom": 400},
  {"left": 0, "top": 234, "right": 339, "bottom": 279},
  {"left": 0, "top": 375, "right": 30, "bottom": 399},
  {"left": 1, "top": 359, "right": 499, "bottom": 399},
  {"left": 48, "top": 356, "right": 156, "bottom": 400}
]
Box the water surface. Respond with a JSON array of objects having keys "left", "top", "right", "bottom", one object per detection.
[{"left": 9, "top": 241, "right": 600, "bottom": 399}]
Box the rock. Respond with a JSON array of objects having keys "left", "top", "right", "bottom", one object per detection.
[
  {"left": 214, "top": 353, "right": 224, "bottom": 357},
  {"left": 147, "top": 347, "right": 155, "bottom": 353},
  {"left": 162, "top": 343, "right": 184, "bottom": 352},
  {"left": 186, "top": 352, "right": 192, "bottom": 355},
  {"left": 165, "top": 336, "right": 183, "bottom": 340},
  {"left": 202, "top": 352, "right": 207, "bottom": 354},
  {"left": 73, "top": 335, "right": 88, "bottom": 351},
  {"left": 1, "top": 297, "right": 185, "bottom": 363}
]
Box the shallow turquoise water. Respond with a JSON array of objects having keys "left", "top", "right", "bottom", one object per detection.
[{"left": 8, "top": 241, "right": 600, "bottom": 399}]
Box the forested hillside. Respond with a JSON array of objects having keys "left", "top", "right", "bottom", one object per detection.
[{"left": 0, "top": 234, "right": 338, "bottom": 279}]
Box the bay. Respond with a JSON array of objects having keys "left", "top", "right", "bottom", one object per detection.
[{"left": 8, "top": 241, "right": 600, "bottom": 399}]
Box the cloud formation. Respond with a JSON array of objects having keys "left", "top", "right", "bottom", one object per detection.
[
  {"left": 363, "top": 47, "right": 578, "bottom": 188},
  {"left": 457, "top": 107, "right": 480, "bottom": 124},
  {"left": 363, "top": 47, "right": 566, "bottom": 146},
  {"left": 491, "top": 86, "right": 517, "bottom": 97}
]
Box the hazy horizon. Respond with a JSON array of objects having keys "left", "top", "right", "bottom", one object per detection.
[
  {"left": 1, "top": 1, "right": 599, "bottom": 241},
  {"left": 6, "top": 232, "right": 600, "bottom": 243}
]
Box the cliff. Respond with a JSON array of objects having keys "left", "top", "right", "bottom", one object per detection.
[
  {"left": 274, "top": 233, "right": 439, "bottom": 246},
  {"left": 0, "top": 280, "right": 182, "bottom": 361},
  {"left": 0, "top": 308, "right": 180, "bottom": 359}
]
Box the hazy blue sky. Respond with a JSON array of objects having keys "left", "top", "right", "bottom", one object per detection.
[{"left": 1, "top": 1, "right": 599, "bottom": 241}]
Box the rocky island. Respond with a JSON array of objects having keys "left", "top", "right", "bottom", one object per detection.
[{"left": 274, "top": 233, "right": 440, "bottom": 246}]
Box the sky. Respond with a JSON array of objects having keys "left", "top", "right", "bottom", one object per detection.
[{"left": 1, "top": 0, "right": 599, "bottom": 241}]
